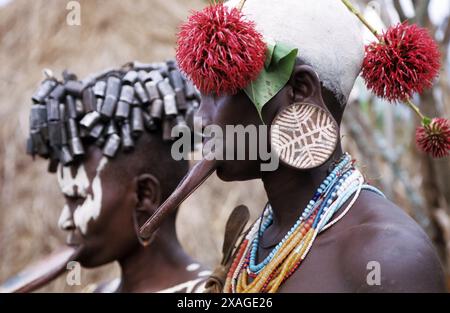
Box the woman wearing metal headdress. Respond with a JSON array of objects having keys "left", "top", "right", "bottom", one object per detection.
[{"left": 2, "top": 61, "right": 210, "bottom": 293}]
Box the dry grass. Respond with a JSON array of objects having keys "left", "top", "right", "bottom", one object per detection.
[{"left": 0, "top": 0, "right": 269, "bottom": 292}]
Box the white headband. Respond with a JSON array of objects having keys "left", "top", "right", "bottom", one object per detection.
[{"left": 226, "top": 0, "right": 364, "bottom": 105}]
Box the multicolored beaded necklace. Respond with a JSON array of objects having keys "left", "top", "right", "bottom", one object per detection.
[{"left": 223, "top": 153, "right": 384, "bottom": 293}]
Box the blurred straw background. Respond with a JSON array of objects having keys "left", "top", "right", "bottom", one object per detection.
[{"left": 0, "top": 0, "right": 449, "bottom": 292}]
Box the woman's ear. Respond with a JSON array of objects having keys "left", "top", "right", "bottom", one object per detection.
[
  {"left": 133, "top": 174, "right": 161, "bottom": 247},
  {"left": 289, "top": 64, "right": 324, "bottom": 105},
  {"left": 270, "top": 64, "right": 340, "bottom": 170},
  {"left": 134, "top": 174, "right": 161, "bottom": 222}
]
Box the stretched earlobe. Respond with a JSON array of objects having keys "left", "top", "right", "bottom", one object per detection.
[
  {"left": 271, "top": 102, "right": 339, "bottom": 170},
  {"left": 271, "top": 66, "right": 339, "bottom": 170}
]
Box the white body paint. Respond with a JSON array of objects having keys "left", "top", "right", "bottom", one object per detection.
[
  {"left": 57, "top": 157, "right": 109, "bottom": 235},
  {"left": 57, "top": 164, "right": 89, "bottom": 198},
  {"left": 58, "top": 205, "right": 72, "bottom": 230},
  {"left": 186, "top": 263, "right": 201, "bottom": 272}
]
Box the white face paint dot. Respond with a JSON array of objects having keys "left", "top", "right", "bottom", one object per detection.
[
  {"left": 186, "top": 263, "right": 201, "bottom": 272},
  {"left": 198, "top": 270, "right": 212, "bottom": 277}
]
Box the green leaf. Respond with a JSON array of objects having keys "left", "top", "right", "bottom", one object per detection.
[
  {"left": 422, "top": 117, "right": 432, "bottom": 127},
  {"left": 244, "top": 41, "right": 298, "bottom": 121}
]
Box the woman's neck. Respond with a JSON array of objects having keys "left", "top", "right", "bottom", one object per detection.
[
  {"left": 260, "top": 146, "right": 343, "bottom": 248},
  {"left": 117, "top": 218, "right": 200, "bottom": 293}
]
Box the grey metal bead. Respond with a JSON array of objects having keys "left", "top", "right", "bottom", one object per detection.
[
  {"left": 75, "top": 98, "right": 85, "bottom": 116},
  {"left": 89, "top": 123, "right": 104, "bottom": 139},
  {"left": 46, "top": 99, "right": 60, "bottom": 121},
  {"left": 29, "top": 104, "right": 47, "bottom": 130},
  {"left": 82, "top": 87, "right": 96, "bottom": 112},
  {"left": 93, "top": 80, "right": 107, "bottom": 97},
  {"left": 79, "top": 111, "right": 101, "bottom": 130},
  {"left": 60, "top": 123, "right": 68, "bottom": 146},
  {"left": 150, "top": 99, "right": 164, "bottom": 120},
  {"left": 157, "top": 79, "right": 175, "bottom": 97},
  {"left": 101, "top": 76, "right": 122, "bottom": 118},
  {"left": 131, "top": 106, "right": 144, "bottom": 136},
  {"left": 148, "top": 70, "right": 164, "bottom": 84},
  {"left": 175, "top": 87, "right": 187, "bottom": 110},
  {"left": 115, "top": 100, "right": 130, "bottom": 120},
  {"left": 119, "top": 85, "right": 135, "bottom": 104},
  {"left": 134, "top": 81, "right": 149, "bottom": 104},
  {"left": 48, "top": 121, "right": 62, "bottom": 146},
  {"left": 121, "top": 122, "right": 134, "bottom": 151},
  {"left": 169, "top": 69, "right": 184, "bottom": 90},
  {"left": 133, "top": 62, "right": 154, "bottom": 72},
  {"left": 144, "top": 80, "right": 160, "bottom": 102},
  {"left": 96, "top": 98, "right": 104, "bottom": 112},
  {"left": 59, "top": 103, "right": 67, "bottom": 122},
  {"left": 138, "top": 70, "right": 151, "bottom": 82},
  {"left": 49, "top": 84, "right": 66, "bottom": 101},
  {"left": 106, "top": 120, "right": 118, "bottom": 135},
  {"left": 32, "top": 79, "right": 57, "bottom": 103},
  {"left": 30, "top": 129, "right": 48, "bottom": 156},
  {"left": 103, "top": 133, "right": 121, "bottom": 158},
  {"left": 65, "top": 95, "right": 78, "bottom": 119},
  {"left": 64, "top": 80, "right": 83, "bottom": 97},
  {"left": 163, "top": 94, "right": 178, "bottom": 116},
  {"left": 67, "top": 118, "right": 79, "bottom": 139},
  {"left": 60, "top": 145, "right": 74, "bottom": 165},
  {"left": 40, "top": 123, "right": 49, "bottom": 141},
  {"left": 123, "top": 70, "right": 139, "bottom": 85},
  {"left": 69, "top": 137, "right": 84, "bottom": 156}
]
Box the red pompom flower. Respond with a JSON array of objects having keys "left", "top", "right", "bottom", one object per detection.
[
  {"left": 416, "top": 118, "right": 450, "bottom": 158},
  {"left": 176, "top": 3, "right": 266, "bottom": 95},
  {"left": 362, "top": 23, "right": 441, "bottom": 102}
]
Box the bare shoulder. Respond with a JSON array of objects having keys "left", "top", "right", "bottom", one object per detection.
[{"left": 336, "top": 190, "right": 446, "bottom": 292}]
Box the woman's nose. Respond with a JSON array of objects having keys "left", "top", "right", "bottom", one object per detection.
[{"left": 58, "top": 204, "right": 76, "bottom": 231}]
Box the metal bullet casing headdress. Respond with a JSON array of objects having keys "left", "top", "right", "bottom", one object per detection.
[{"left": 27, "top": 60, "right": 200, "bottom": 172}]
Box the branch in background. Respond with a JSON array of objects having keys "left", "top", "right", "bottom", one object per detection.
[
  {"left": 412, "top": 0, "right": 431, "bottom": 26},
  {"left": 442, "top": 17, "right": 450, "bottom": 56},
  {"left": 434, "top": 208, "right": 450, "bottom": 273},
  {"left": 393, "top": 0, "right": 408, "bottom": 22},
  {"left": 344, "top": 104, "right": 431, "bottom": 232}
]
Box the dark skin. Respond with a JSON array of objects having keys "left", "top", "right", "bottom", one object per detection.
[
  {"left": 58, "top": 133, "right": 206, "bottom": 292},
  {"left": 198, "top": 62, "right": 446, "bottom": 292}
]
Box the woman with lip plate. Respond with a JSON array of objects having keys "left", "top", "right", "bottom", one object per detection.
[{"left": 139, "top": 0, "right": 448, "bottom": 293}]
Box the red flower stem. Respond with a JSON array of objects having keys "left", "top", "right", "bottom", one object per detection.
[
  {"left": 405, "top": 98, "right": 427, "bottom": 122},
  {"left": 341, "top": 0, "right": 379, "bottom": 38},
  {"left": 237, "top": 0, "right": 247, "bottom": 11},
  {"left": 340, "top": 0, "right": 430, "bottom": 123}
]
